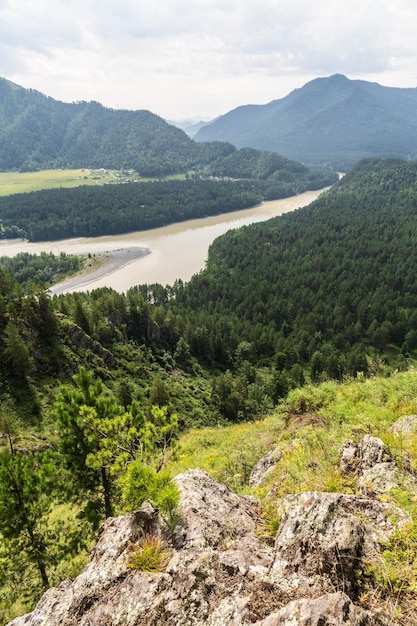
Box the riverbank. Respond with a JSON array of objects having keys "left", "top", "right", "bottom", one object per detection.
[{"left": 49, "top": 247, "right": 150, "bottom": 295}]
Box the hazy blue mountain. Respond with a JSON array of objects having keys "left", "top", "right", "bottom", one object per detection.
[
  {"left": 170, "top": 118, "right": 214, "bottom": 138},
  {"left": 194, "top": 74, "right": 417, "bottom": 169}
]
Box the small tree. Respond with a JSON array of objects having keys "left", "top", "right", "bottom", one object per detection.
[
  {"left": 55, "top": 369, "right": 179, "bottom": 521},
  {"left": 3, "top": 321, "right": 33, "bottom": 380},
  {"left": 0, "top": 450, "right": 57, "bottom": 588},
  {"left": 55, "top": 368, "right": 123, "bottom": 519}
]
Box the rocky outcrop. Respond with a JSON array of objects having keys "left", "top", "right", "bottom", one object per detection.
[
  {"left": 8, "top": 469, "right": 404, "bottom": 626},
  {"left": 254, "top": 592, "right": 381, "bottom": 625},
  {"left": 249, "top": 448, "right": 282, "bottom": 487},
  {"left": 340, "top": 435, "right": 400, "bottom": 495},
  {"left": 389, "top": 414, "right": 417, "bottom": 435}
]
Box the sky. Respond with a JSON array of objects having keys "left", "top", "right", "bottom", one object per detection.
[{"left": 1, "top": 0, "right": 417, "bottom": 122}]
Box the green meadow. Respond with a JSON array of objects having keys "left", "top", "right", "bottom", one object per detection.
[{"left": 0, "top": 169, "right": 144, "bottom": 196}]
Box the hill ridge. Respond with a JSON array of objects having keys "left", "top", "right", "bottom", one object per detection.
[{"left": 195, "top": 74, "right": 417, "bottom": 168}]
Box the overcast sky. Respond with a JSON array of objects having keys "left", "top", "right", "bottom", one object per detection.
[{"left": 1, "top": 0, "right": 417, "bottom": 121}]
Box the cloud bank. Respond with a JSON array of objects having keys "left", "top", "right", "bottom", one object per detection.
[{"left": 1, "top": 0, "right": 417, "bottom": 119}]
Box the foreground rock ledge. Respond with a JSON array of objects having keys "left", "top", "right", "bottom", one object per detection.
[{"left": 8, "top": 469, "right": 404, "bottom": 626}]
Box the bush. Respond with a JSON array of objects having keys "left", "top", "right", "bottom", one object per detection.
[{"left": 121, "top": 462, "right": 180, "bottom": 522}]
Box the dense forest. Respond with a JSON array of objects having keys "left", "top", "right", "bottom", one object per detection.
[
  {"left": 0, "top": 163, "right": 336, "bottom": 241},
  {"left": 172, "top": 158, "right": 417, "bottom": 381},
  {"left": 2, "top": 157, "right": 417, "bottom": 620},
  {"left": 0, "top": 252, "right": 83, "bottom": 285}
]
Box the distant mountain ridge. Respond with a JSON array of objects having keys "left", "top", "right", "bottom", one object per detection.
[{"left": 194, "top": 74, "right": 417, "bottom": 169}]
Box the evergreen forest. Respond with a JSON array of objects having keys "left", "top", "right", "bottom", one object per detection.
[{"left": 3, "top": 157, "right": 417, "bottom": 621}]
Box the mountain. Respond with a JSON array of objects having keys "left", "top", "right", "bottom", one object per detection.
[
  {"left": 194, "top": 74, "right": 417, "bottom": 169},
  {"left": 0, "top": 77, "right": 232, "bottom": 175},
  {"left": 169, "top": 117, "right": 214, "bottom": 138}
]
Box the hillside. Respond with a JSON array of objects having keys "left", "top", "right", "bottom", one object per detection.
[
  {"left": 3, "top": 157, "right": 417, "bottom": 621},
  {"left": 6, "top": 373, "right": 417, "bottom": 625},
  {"left": 195, "top": 74, "right": 417, "bottom": 169},
  {"left": 171, "top": 158, "right": 417, "bottom": 382},
  {"left": 0, "top": 77, "right": 234, "bottom": 175}
]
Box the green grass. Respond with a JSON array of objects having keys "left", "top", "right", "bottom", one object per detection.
[
  {"left": 0, "top": 168, "right": 190, "bottom": 196},
  {"left": 4, "top": 370, "right": 417, "bottom": 622},
  {"left": 0, "top": 169, "right": 102, "bottom": 195},
  {"left": 168, "top": 415, "right": 285, "bottom": 493},
  {"left": 127, "top": 534, "right": 171, "bottom": 572}
]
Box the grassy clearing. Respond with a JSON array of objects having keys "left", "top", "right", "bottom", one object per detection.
[
  {"left": 168, "top": 415, "right": 285, "bottom": 493},
  {"left": 168, "top": 371, "right": 417, "bottom": 494},
  {"left": 0, "top": 169, "right": 101, "bottom": 195},
  {"left": 0, "top": 169, "right": 190, "bottom": 196}
]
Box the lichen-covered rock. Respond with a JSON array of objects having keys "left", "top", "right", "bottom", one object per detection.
[
  {"left": 269, "top": 491, "right": 406, "bottom": 598},
  {"left": 389, "top": 414, "right": 417, "bottom": 435},
  {"left": 357, "top": 461, "right": 399, "bottom": 496},
  {"left": 339, "top": 439, "right": 358, "bottom": 472},
  {"left": 254, "top": 592, "right": 387, "bottom": 625},
  {"left": 7, "top": 471, "right": 404, "bottom": 626},
  {"left": 249, "top": 448, "right": 282, "bottom": 487},
  {"left": 357, "top": 435, "right": 391, "bottom": 471},
  {"left": 340, "top": 435, "right": 402, "bottom": 495}
]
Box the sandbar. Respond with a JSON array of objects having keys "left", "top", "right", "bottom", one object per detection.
[{"left": 49, "top": 246, "right": 150, "bottom": 295}]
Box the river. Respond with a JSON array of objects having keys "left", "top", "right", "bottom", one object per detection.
[{"left": 0, "top": 188, "right": 327, "bottom": 294}]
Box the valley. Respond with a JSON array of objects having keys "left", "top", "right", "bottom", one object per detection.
[{"left": 2, "top": 76, "right": 417, "bottom": 626}]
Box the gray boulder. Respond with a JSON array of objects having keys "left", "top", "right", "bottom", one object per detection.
[
  {"left": 254, "top": 591, "right": 385, "bottom": 625},
  {"left": 340, "top": 435, "right": 400, "bottom": 495},
  {"left": 389, "top": 414, "right": 417, "bottom": 435},
  {"left": 269, "top": 490, "right": 405, "bottom": 599}
]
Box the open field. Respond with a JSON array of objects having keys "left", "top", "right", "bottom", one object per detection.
[
  {"left": 0, "top": 169, "right": 190, "bottom": 196},
  {"left": 0, "top": 169, "right": 139, "bottom": 196}
]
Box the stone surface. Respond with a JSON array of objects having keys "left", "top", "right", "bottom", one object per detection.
[
  {"left": 8, "top": 470, "right": 404, "bottom": 626},
  {"left": 269, "top": 490, "right": 405, "bottom": 599},
  {"left": 340, "top": 435, "right": 402, "bottom": 495},
  {"left": 389, "top": 414, "right": 417, "bottom": 435},
  {"left": 357, "top": 435, "right": 391, "bottom": 471},
  {"left": 249, "top": 448, "right": 282, "bottom": 487},
  {"left": 339, "top": 439, "right": 358, "bottom": 473},
  {"left": 254, "top": 592, "right": 386, "bottom": 625}
]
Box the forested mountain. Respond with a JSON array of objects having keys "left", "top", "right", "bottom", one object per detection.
[
  {"left": 0, "top": 77, "right": 234, "bottom": 175},
  {"left": 195, "top": 74, "right": 417, "bottom": 169}
]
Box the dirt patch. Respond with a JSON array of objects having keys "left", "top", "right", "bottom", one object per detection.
[{"left": 286, "top": 412, "right": 326, "bottom": 433}]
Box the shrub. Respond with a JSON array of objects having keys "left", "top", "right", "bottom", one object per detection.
[{"left": 121, "top": 462, "right": 180, "bottom": 523}]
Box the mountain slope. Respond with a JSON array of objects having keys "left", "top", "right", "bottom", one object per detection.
[
  {"left": 173, "top": 158, "right": 417, "bottom": 377},
  {"left": 195, "top": 74, "right": 417, "bottom": 168},
  {"left": 0, "top": 78, "right": 233, "bottom": 175}
]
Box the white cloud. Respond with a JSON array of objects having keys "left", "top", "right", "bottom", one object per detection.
[{"left": 1, "top": 0, "right": 417, "bottom": 118}]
